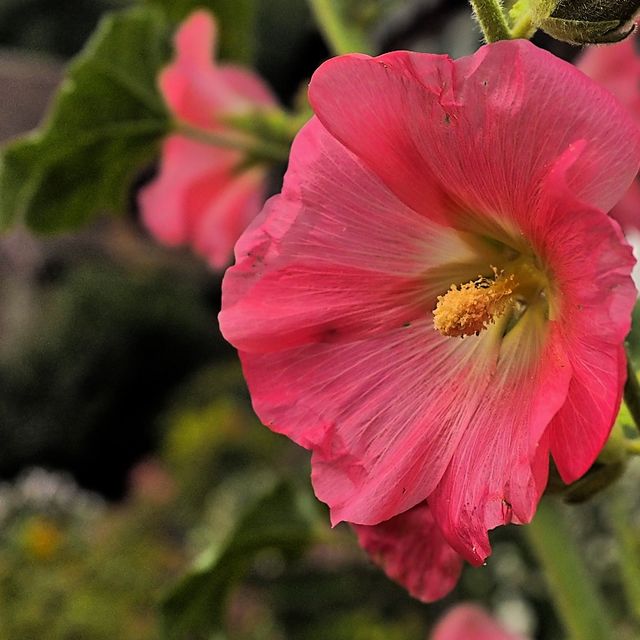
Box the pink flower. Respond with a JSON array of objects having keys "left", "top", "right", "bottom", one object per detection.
[
  {"left": 578, "top": 36, "right": 640, "bottom": 229},
  {"left": 139, "top": 10, "right": 277, "bottom": 268},
  {"left": 431, "top": 605, "right": 526, "bottom": 640},
  {"left": 220, "top": 39, "right": 639, "bottom": 577}
]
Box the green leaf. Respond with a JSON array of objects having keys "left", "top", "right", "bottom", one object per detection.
[
  {"left": 143, "top": 0, "right": 257, "bottom": 62},
  {"left": 161, "top": 479, "right": 318, "bottom": 640},
  {"left": 0, "top": 7, "right": 171, "bottom": 233}
]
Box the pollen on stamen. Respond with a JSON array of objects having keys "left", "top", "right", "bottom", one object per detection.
[{"left": 433, "top": 271, "right": 515, "bottom": 338}]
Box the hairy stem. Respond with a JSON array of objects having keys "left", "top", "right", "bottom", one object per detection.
[{"left": 468, "top": 0, "right": 512, "bottom": 42}]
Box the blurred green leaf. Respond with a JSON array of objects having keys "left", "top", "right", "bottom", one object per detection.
[
  {"left": 143, "top": 0, "right": 257, "bottom": 62},
  {"left": 0, "top": 7, "right": 170, "bottom": 233},
  {"left": 161, "top": 480, "right": 317, "bottom": 640}
]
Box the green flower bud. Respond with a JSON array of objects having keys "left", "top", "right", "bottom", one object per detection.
[{"left": 537, "top": 0, "right": 640, "bottom": 44}]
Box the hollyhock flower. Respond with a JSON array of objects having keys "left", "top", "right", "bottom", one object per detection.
[
  {"left": 431, "top": 604, "right": 525, "bottom": 640},
  {"left": 139, "top": 10, "right": 277, "bottom": 268},
  {"left": 219, "top": 38, "right": 639, "bottom": 573},
  {"left": 578, "top": 34, "right": 640, "bottom": 229}
]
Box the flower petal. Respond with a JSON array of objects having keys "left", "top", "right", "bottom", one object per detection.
[
  {"left": 139, "top": 136, "right": 238, "bottom": 245},
  {"left": 193, "top": 167, "right": 267, "bottom": 269},
  {"left": 536, "top": 150, "right": 637, "bottom": 483},
  {"left": 308, "top": 41, "right": 640, "bottom": 222},
  {"left": 429, "top": 320, "right": 570, "bottom": 564},
  {"left": 578, "top": 36, "right": 640, "bottom": 121},
  {"left": 160, "top": 10, "right": 275, "bottom": 128},
  {"left": 432, "top": 604, "right": 525, "bottom": 640},
  {"left": 354, "top": 502, "right": 463, "bottom": 603}
]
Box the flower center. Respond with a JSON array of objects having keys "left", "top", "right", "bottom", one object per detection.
[{"left": 433, "top": 270, "right": 516, "bottom": 338}]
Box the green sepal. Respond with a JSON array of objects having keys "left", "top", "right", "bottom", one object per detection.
[
  {"left": 538, "top": 16, "right": 635, "bottom": 44},
  {"left": 538, "top": 0, "right": 640, "bottom": 43}
]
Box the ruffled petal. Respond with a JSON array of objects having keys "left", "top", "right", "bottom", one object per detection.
[
  {"left": 432, "top": 604, "right": 525, "bottom": 640},
  {"left": 354, "top": 502, "right": 463, "bottom": 603},
  {"left": 308, "top": 41, "right": 640, "bottom": 224},
  {"left": 536, "top": 151, "right": 637, "bottom": 483},
  {"left": 429, "top": 320, "right": 570, "bottom": 564},
  {"left": 240, "top": 321, "right": 514, "bottom": 526}
]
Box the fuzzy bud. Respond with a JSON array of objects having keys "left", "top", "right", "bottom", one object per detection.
[{"left": 537, "top": 0, "right": 640, "bottom": 44}]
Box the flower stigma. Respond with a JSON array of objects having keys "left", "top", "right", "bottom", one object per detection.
[{"left": 433, "top": 269, "right": 517, "bottom": 338}]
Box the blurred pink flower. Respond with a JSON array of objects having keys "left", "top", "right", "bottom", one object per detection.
[
  {"left": 220, "top": 40, "right": 639, "bottom": 583},
  {"left": 579, "top": 35, "right": 640, "bottom": 229},
  {"left": 139, "top": 10, "right": 277, "bottom": 268},
  {"left": 431, "top": 605, "right": 525, "bottom": 640}
]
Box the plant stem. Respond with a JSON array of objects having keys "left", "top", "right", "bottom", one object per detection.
[
  {"left": 308, "top": 0, "right": 374, "bottom": 55},
  {"left": 525, "top": 498, "right": 613, "bottom": 640},
  {"left": 624, "top": 352, "right": 640, "bottom": 432},
  {"left": 468, "top": 0, "right": 512, "bottom": 42},
  {"left": 609, "top": 490, "right": 640, "bottom": 628},
  {"left": 174, "top": 121, "right": 290, "bottom": 164}
]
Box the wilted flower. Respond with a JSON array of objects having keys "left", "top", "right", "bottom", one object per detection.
[
  {"left": 139, "top": 10, "right": 277, "bottom": 268},
  {"left": 220, "top": 40, "right": 639, "bottom": 576},
  {"left": 431, "top": 604, "right": 525, "bottom": 640},
  {"left": 578, "top": 34, "right": 640, "bottom": 229}
]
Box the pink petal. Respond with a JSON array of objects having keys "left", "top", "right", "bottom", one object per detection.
[
  {"left": 611, "top": 179, "right": 640, "bottom": 230},
  {"left": 431, "top": 604, "right": 525, "bottom": 640},
  {"left": 193, "top": 167, "right": 267, "bottom": 269},
  {"left": 429, "top": 322, "right": 570, "bottom": 564},
  {"left": 538, "top": 152, "right": 637, "bottom": 483},
  {"left": 578, "top": 37, "right": 640, "bottom": 121},
  {"left": 160, "top": 10, "right": 275, "bottom": 128},
  {"left": 218, "top": 66, "right": 277, "bottom": 106},
  {"left": 578, "top": 36, "right": 640, "bottom": 230},
  {"left": 308, "top": 41, "right": 640, "bottom": 222},
  {"left": 354, "top": 502, "right": 463, "bottom": 603},
  {"left": 139, "top": 136, "right": 238, "bottom": 245}
]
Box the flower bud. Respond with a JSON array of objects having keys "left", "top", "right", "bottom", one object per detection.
[{"left": 537, "top": 0, "right": 640, "bottom": 44}]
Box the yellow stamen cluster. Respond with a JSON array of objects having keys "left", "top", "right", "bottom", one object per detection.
[{"left": 433, "top": 272, "right": 515, "bottom": 338}]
